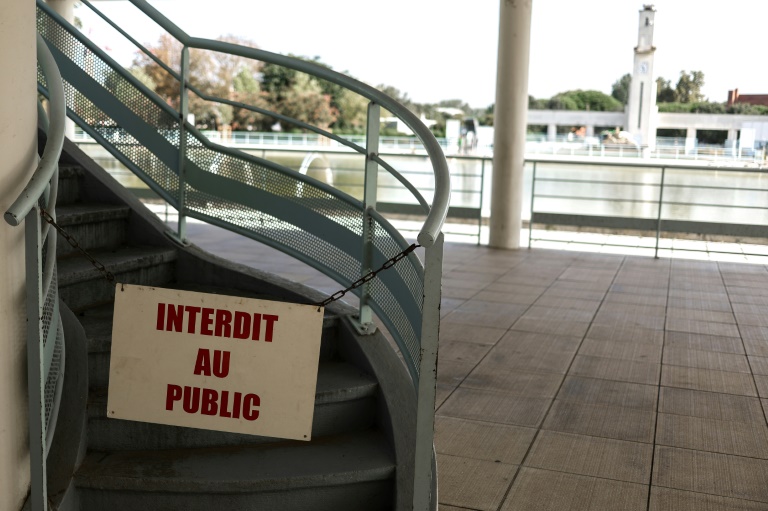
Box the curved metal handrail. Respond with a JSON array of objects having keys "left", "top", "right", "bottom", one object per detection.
[
  {"left": 125, "top": 0, "right": 450, "bottom": 246},
  {"left": 5, "top": 34, "right": 66, "bottom": 227}
]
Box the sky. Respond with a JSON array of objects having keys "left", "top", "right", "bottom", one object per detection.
[{"left": 78, "top": 0, "right": 768, "bottom": 109}]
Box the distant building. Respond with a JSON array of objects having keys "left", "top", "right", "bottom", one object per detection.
[{"left": 727, "top": 89, "right": 768, "bottom": 107}]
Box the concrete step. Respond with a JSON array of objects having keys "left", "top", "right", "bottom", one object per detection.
[
  {"left": 55, "top": 165, "right": 84, "bottom": 206},
  {"left": 58, "top": 246, "right": 177, "bottom": 311},
  {"left": 86, "top": 361, "right": 378, "bottom": 451},
  {"left": 75, "top": 430, "right": 395, "bottom": 511},
  {"left": 55, "top": 203, "right": 130, "bottom": 256}
]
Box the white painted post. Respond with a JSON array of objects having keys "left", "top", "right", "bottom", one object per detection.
[
  {"left": 489, "top": 0, "right": 533, "bottom": 249},
  {"left": 413, "top": 234, "right": 444, "bottom": 511},
  {"left": 0, "top": 1, "right": 38, "bottom": 509}
]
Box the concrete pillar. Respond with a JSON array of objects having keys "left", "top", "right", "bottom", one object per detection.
[
  {"left": 727, "top": 129, "right": 738, "bottom": 149},
  {"left": 0, "top": 1, "right": 38, "bottom": 509},
  {"left": 546, "top": 123, "right": 556, "bottom": 141},
  {"left": 586, "top": 125, "right": 595, "bottom": 138},
  {"left": 490, "top": 0, "right": 533, "bottom": 249},
  {"left": 685, "top": 127, "right": 697, "bottom": 155},
  {"left": 46, "top": 0, "right": 76, "bottom": 140}
]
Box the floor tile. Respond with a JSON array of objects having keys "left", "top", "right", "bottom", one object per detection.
[
  {"left": 650, "top": 487, "right": 768, "bottom": 511},
  {"left": 435, "top": 416, "right": 536, "bottom": 464},
  {"left": 666, "top": 307, "right": 736, "bottom": 324},
  {"left": 665, "top": 318, "right": 741, "bottom": 337},
  {"left": 656, "top": 413, "right": 768, "bottom": 458},
  {"left": 578, "top": 338, "right": 661, "bottom": 362},
  {"left": 557, "top": 377, "right": 657, "bottom": 411},
  {"left": 658, "top": 387, "right": 765, "bottom": 423},
  {"left": 750, "top": 356, "right": 768, "bottom": 376},
  {"left": 442, "top": 309, "right": 524, "bottom": 330},
  {"left": 663, "top": 347, "right": 751, "bottom": 373},
  {"left": 437, "top": 359, "right": 477, "bottom": 387},
  {"left": 439, "top": 322, "right": 506, "bottom": 345},
  {"left": 542, "top": 400, "right": 655, "bottom": 443},
  {"left": 437, "top": 454, "right": 518, "bottom": 511},
  {"left": 587, "top": 323, "right": 664, "bottom": 345},
  {"left": 653, "top": 446, "right": 768, "bottom": 502},
  {"left": 512, "top": 318, "right": 591, "bottom": 337},
  {"left": 462, "top": 366, "right": 563, "bottom": 398},
  {"left": 501, "top": 467, "right": 647, "bottom": 511},
  {"left": 664, "top": 331, "right": 745, "bottom": 354},
  {"left": 524, "top": 431, "right": 652, "bottom": 483},
  {"left": 661, "top": 366, "right": 757, "bottom": 396},
  {"left": 439, "top": 341, "right": 493, "bottom": 365},
  {"left": 439, "top": 387, "right": 552, "bottom": 428},
  {"left": 569, "top": 355, "right": 660, "bottom": 385}
]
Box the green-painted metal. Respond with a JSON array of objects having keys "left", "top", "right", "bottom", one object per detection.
[
  {"left": 178, "top": 45, "right": 189, "bottom": 241},
  {"left": 357, "top": 102, "right": 381, "bottom": 334},
  {"left": 37, "top": 3, "right": 449, "bottom": 507},
  {"left": 7, "top": 33, "right": 68, "bottom": 511}
]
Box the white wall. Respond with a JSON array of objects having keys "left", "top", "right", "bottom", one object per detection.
[{"left": 0, "top": 1, "right": 38, "bottom": 509}]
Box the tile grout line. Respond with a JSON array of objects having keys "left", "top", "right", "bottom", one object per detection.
[
  {"left": 717, "top": 262, "right": 768, "bottom": 425},
  {"left": 493, "top": 254, "right": 629, "bottom": 511},
  {"left": 645, "top": 256, "right": 671, "bottom": 511}
]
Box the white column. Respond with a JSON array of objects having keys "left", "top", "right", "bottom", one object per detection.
[
  {"left": 727, "top": 128, "right": 738, "bottom": 149},
  {"left": 490, "top": 0, "right": 533, "bottom": 249},
  {"left": 46, "top": 0, "right": 76, "bottom": 140},
  {"left": 586, "top": 125, "right": 595, "bottom": 137},
  {"left": 0, "top": 1, "right": 38, "bottom": 509},
  {"left": 547, "top": 123, "right": 557, "bottom": 141}
]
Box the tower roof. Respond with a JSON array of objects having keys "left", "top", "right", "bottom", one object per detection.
[{"left": 642, "top": 4, "right": 656, "bottom": 11}]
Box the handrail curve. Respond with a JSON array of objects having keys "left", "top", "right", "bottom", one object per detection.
[
  {"left": 5, "top": 34, "right": 66, "bottom": 227},
  {"left": 101, "top": 0, "right": 450, "bottom": 246}
]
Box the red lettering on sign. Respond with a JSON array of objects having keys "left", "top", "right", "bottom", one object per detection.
[
  {"left": 154, "top": 302, "right": 280, "bottom": 342},
  {"left": 185, "top": 306, "right": 201, "bottom": 334},
  {"left": 165, "top": 384, "right": 181, "bottom": 410},
  {"left": 201, "top": 388, "right": 218, "bottom": 416},
  {"left": 263, "top": 315, "right": 278, "bottom": 342},
  {"left": 164, "top": 386, "right": 259, "bottom": 421},
  {"left": 201, "top": 308, "right": 214, "bottom": 336},
  {"left": 215, "top": 309, "right": 232, "bottom": 337},
  {"left": 243, "top": 394, "right": 260, "bottom": 421},
  {"left": 166, "top": 304, "right": 184, "bottom": 332},
  {"left": 156, "top": 303, "right": 166, "bottom": 331},
  {"left": 193, "top": 349, "right": 230, "bottom": 378},
  {"left": 183, "top": 386, "right": 200, "bottom": 413},
  {"left": 233, "top": 311, "right": 250, "bottom": 339}
]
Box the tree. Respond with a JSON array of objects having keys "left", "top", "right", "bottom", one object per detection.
[
  {"left": 611, "top": 74, "right": 631, "bottom": 104},
  {"left": 656, "top": 77, "right": 676, "bottom": 103},
  {"left": 674, "top": 70, "right": 705, "bottom": 103},
  {"left": 547, "top": 90, "right": 623, "bottom": 112}
]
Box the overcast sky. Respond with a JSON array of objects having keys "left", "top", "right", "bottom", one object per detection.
[{"left": 79, "top": 0, "right": 768, "bottom": 108}]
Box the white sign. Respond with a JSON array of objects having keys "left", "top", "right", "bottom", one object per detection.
[{"left": 107, "top": 284, "right": 324, "bottom": 441}]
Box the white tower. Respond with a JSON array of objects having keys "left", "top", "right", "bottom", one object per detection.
[{"left": 627, "top": 4, "right": 658, "bottom": 150}]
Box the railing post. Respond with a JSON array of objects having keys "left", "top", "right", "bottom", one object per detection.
[
  {"left": 478, "top": 158, "right": 486, "bottom": 245},
  {"left": 528, "top": 161, "right": 536, "bottom": 249},
  {"left": 655, "top": 166, "right": 666, "bottom": 259},
  {"left": 413, "top": 233, "right": 444, "bottom": 511},
  {"left": 355, "top": 101, "right": 380, "bottom": 334},
  {"left": 26, "top": 207, "right": 48, "bottom": 511},
  {"left": 177, "top": 45, "right": 189, "bottom": 241}
]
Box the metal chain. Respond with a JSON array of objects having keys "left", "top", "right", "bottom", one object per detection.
[
  {"left": 314, "top": 243, "right": 420, "bottom": 310},
  {"left": 40, "top": 208, "right": 116, "bottom": 283}
]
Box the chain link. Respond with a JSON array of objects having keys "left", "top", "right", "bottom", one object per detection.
[
  {"left": 314, "top": 243, "right": 420, "bottom": 310},
  {"left": 40, "top": 208, "right": 116, "bottom": 284}
]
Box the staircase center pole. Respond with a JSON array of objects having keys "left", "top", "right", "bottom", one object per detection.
[{"left": 177, "top": 45, "right": 189, "bottom": 241}]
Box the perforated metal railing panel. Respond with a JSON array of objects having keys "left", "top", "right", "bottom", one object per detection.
[
  {"left": 37, "top": 3, "right": 428, "bottom": 383},
  {"left": 38, "top": 7, "right": 182, "bottom": 205}
]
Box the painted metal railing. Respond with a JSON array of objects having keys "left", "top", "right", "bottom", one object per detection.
[
  {"left": 37, "top": 1, "right": 449, "bottom": 508},
  {"left": 4, "top": 34, "right": 68, "bottom": 511}
]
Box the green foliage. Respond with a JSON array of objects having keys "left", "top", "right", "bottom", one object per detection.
[
  {"left": 674, "top": 70, "right": 706, "bottom": 103},
  {"left": 611, "top": 74, "right": 631, "bottom": 104},
  {"left": 656, "top": 77, "right": 676, "bottom": 103},
  {"left": 528, "top": 96, "right": 548, "bottom": 110},
  {"left": 728, "top": 103, "right": 768, "bottom": 115},
  {"left": 547, "top": 90, "right": 623, "bottom": 112}
]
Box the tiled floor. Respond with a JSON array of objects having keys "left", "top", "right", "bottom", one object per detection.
[{"left": 180, "top": 220, "right": 768, "bottom": 511}]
